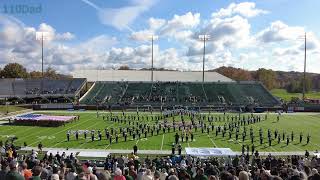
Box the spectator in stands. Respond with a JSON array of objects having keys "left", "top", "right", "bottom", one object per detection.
[
  {"left": 29, "top": 166, "right": 42, "bottom": 180},
  {"left": 154, "top": 170, "right": 161, "bottom": 180},
  {"left": 114, "top": 168, "right": 125, "bottom": 180},
  {"left": 160, "top": 168, "right": 168, "bottom": 180},
  {"left": 65, "top": 166, "right": 77, "bottom": 180},
  {"left": 142, "top": 169, "right": 153, "bottom": 180},
  {"left": 238, "top": 171, "right": 250, "bottom": 180},
  {"left": 20, "top": 162, "right": 32, "bottom": 180},
  {"left": 5, "top": 160, "right": 24, "bottom": 180},
  {"left": 0, "top": 160, "right": 9, "bottom": 180},
  {"left": 129, "top": 165, "right": 137, "bottom": 180},
  {"left": 194, "top": 168, "right": 208, "bottom": 180},
  {"left": 86, "top": 167, "right": 98, "bottom": 180},
  {"left": 124, "top": 168, "right": 133, "bottom": 180}
]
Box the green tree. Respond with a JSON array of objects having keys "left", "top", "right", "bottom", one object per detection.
[
  {"left": 1, "top": 63, "right": 28, "bottom": 78},
  {"left": 255, "top": 68, "right": 277, "bottom": 89},
  {"left": 286, "top": 75, "right": 312, "bottom": 93},
  {"left": 303, "top": 75, "right": 312, "bottom": 92}
]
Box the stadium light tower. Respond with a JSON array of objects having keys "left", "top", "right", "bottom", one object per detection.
[
  {"left": 148, "top": 35, "right": 158, "bottom": 82},
  {"left": 198, "top": 34, "right": 210, "bottom": 83},
  {"left": 36, "top": 31, "right": 50, "bottom": 78},
  {"left": 302, "top": 32, "right": 307, "bottom": 100}
]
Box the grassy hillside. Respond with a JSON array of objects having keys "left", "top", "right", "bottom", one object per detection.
[{"left": 271, "top": 89, "right": 320, "bottom": 101}]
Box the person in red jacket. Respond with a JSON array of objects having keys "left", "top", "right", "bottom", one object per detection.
[{"left": 114, "top": 168, "right": 126, "bottom": 180}]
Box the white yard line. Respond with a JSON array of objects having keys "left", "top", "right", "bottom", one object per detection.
[
  {"left": 207, "top": 135, "right": 217, "bottom": 147},
  {"left": 160, "top": 134, "right": 165, "bottom": 150},
  {"left": 105, "top": 139, "right": 116, "bottom": 149},
  {"left": 311, "top": 142, "right": 320, "bottom": 149}
]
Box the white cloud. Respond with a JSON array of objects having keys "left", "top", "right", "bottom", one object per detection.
[
  {"left": 160, "top": 12, "right": 200, "bottom": 36},
  {"left": 257, "top": 21, "right": 305, "bottom": 43},
  {"left": 188, "top": 15, "right": 254, "bottom": 56},
  {"left": 148, "top": 18, "right": 166, "bottom": 31},
  {"left": 130, "top": 30, "right": 154, "bottom": 41},
  {"left": 56, "top": 32, "right": 75, "bottom": 41},
  {"left": 212, "top": 2, "right": 268, "bottom": 18},
  {"left": 129, "top": 12, "right": 199, "bottom": 41},
  {"left": 79, "top": 35, "right": 118, "bottom": 52},
  {"left": 81, "top": 0, "right": 158, "bottom": 31}
]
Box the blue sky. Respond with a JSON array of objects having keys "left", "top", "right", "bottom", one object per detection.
[{"left": 0, "top": 0, "right": 320, "bottom": 73}]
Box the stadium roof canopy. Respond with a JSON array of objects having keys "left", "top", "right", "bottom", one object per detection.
[{"left": 72, "top": 70, "right": 234, "bottom": 82}]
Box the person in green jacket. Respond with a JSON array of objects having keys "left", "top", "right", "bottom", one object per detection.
[
  {"left": 194, "top": 168, "right": 208, "bottom": 180},
  {"left": 5, "top": 161, "right": 24, "bottom": 180},
  {"left": 124, "top": 168, "right": 133, "bottom": 180}
]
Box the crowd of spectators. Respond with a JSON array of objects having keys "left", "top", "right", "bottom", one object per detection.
[{"left": 1, "top": 141, "right": 320, "bottom": 180}]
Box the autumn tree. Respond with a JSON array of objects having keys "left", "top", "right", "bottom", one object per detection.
[
  {"left": 214, "top": 66, "right": 253, "bottom": 81},
  {"left": 29, "top": 71, "right": 43, "bottom": 78}
]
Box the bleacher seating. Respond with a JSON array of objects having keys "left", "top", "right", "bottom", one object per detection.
[
  {"left": 80, "top": 81, "right": 280, "bottom": 107},
  {"left": 0, "top": 78, "right": 86, "bottom": 99},
  {"left": 0, "top": 79, "right": 14, "bottom": 98}
]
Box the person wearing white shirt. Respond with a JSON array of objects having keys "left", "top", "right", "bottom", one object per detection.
[
  {"left": 160, "top": 168, "right": 168, "bottom": 180},
  {"left": 142, "top": 169, "right": 153, "bottom": 180}
]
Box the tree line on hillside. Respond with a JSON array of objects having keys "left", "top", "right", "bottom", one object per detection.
[
  {"left": 0, "top": 63, "right": 72, "bottom": 79},
  {"left": 213, "top": 66, "right": 315, "bottom": 92}
]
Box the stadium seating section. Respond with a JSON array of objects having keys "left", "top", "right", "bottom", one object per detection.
[
  {"left": 0, "top": 78, "right": 86, "bottom": 98},
  {"left": 80, "top": 81, "right": 280, "bottom": 107}
]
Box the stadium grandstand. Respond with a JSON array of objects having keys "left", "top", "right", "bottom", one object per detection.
[
  {"left": 0, "top": 78, "right": 86, "bottom": 103},
  {"left": 74, "top": 70, "right": 281, "bottom": 109}
]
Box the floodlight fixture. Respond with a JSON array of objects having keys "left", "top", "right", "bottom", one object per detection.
[{"left": 198, "top": 34, "right": 211, "bottom": 83}]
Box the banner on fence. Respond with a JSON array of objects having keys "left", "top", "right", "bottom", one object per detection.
[{"left": 185, "top": 148, "right": 236, "bottom": 157}]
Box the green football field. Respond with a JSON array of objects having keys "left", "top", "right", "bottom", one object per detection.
[{"left": 0, "top": 111, "right": 320, "bottom": 152}]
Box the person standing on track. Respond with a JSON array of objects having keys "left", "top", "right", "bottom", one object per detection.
[
  {"left": 38, "top": 142, "right": 43, "bottom": 152},
  {"left": 133, "top": 145, "right": 138, "bottom": 155}
]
